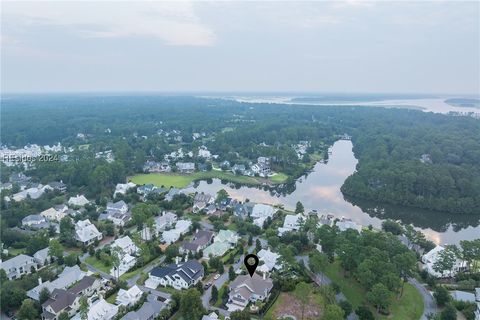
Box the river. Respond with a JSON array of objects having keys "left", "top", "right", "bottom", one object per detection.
[{"left": 185, "top": 140, "right": 480, "bottom": 245}]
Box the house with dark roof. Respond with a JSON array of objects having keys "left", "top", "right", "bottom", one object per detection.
[
  {"left": 68, "top": 275, "right": 101, "bottom": 296},
  {"left": 48, "top": 181, "right": 67, "bottom": 193},
  {"left": 145, "top": 259, "right": 204, "bottom": 290},
  {"left": 42, "top": 288, "right": 80, "bottom": 320},
  {"left": 180, "top": 230, "right": 215, "bottom": 254}
]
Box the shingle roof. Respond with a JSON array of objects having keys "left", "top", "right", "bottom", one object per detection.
[
  {"left": 42, "top": 288, "right": 78, "bottom": 313},
  {"left": 68, "top": 275, "right": 96, "bottom": 294}
]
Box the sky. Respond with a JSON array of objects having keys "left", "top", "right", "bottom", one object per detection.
[{"left": 1, "top": 1, "right": 479, "bottom": 94}]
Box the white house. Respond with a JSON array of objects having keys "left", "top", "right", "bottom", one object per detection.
[
  {"left": 106, "top": 200, "right": 128, "bottom": 214},
  {"left": 111, "top": 254, "right": 136, "bottom": 278},
  {"left": 22, "top": 214, "right": 47, "bottom": 227},
  {"left": 422, "top": 246, "right": 468, "bottom": 278},
  {"left": 226, "top": 273, "right": 273, "bottom": 311},
  {"left": 1, "top": 254, "right": 38, "bottom": 280},
  {"left": 162, "top": 220, "right": 192, "bottom": 244},
  {"left": 111, "top": 236, "right": 139, "bottom": 255},
  {"left": 115, "top": 285, "right": 143, "bottom": 307},
  {"left": 251, "top": 204, "right": 276, "bottom": 228},
  {"left": 336, "top": 218, "right": 362, "bottom": 233},
  {"left": 141, "top": 212, "right": 177, "bottom": 241},
  {"left": 257, "top": 249, "right": 281, "bottom": 273},
  {"left": 203, "top": 230, "right": 239, "bottom": 259},
  {"left": 11, "top": 184, "right": 52, "bottom": 202},
  {"left": 278, "top": 214, "right": 304, "bottom": 236},
  {"left": 68, "top": 195, "right": 90, "bottom": 207},
  {"left": 145, "top": 259, "right": 204, "bottom": 290},
  {"left": 33, "top": 247, "right": 51, "bottom": 267},
  {"left": 114, "top": 182, "right": 136, "bottom": 197},
  {"left": 40, "top": 207, "right": 67, "bottom": 222},
  {"left": 72, "top": 299, "right": 118, "bottom": 320},
  {"left": 75, "top": 219, "right": 103, "bottom": 246}
]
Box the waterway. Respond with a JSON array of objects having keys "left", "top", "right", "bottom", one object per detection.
[{"left": 185, "top": 140, "right": 480, "bottom": 245}]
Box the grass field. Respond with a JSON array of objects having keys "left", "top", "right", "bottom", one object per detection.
[
  {"left": 130, "top": 171, "right": 260, "bottom": 188},
  {"left": 380, "top": 283, "right": 423, "bottom": 320},
  {"left": 270, "top": 172, "right": 289, "bottom": 183},
  {"left": 323, "top": 261, "right": 424, "bottom": 319},
  {"left": 84, "top": 256, "right": 111, "bottom": 273},
  {"left": 322, "top": 261, "right": 365, "bottom": 308}
]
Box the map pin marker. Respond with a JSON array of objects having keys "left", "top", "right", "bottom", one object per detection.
[{"left": 244, "top": 253, "right": 259, "bottom": 277}]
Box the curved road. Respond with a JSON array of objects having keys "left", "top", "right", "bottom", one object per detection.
[{"left": 408, "top": 278, "right": 438, "bottom": 320}]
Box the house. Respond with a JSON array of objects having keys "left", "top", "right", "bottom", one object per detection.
[
  {"left": 9, "top": 172, "right": 31, "bottom": 184},
  {"left": 99, "top": 200, "right": 131, "bottom": 226},
  {"left": 116, "top": 285, "right": 143, "bottom": 307},
  {"left": 114, "top": 182, "right": 136, "bottom": 197},
  {"left": 143, "top": 161, "right": 171, "bottom": 173},
  {"left": 234, "top": 202, "right": 254, "bottom": 219},
  {"left": 206, "top": 204, "right": 217, "bottom": 215},
  {"left": 68, "top": 195, "right": 90, "bottom": 207},
  {"left": 71, "top": 299, "right": 118, "bottom": 320},
  {"left": 34, "top": 247, "right": 51, "bottom": 267},
  {"left": 11, "top": 185, "right": 52, "bottom": 202},
  {"left": 251, "top": 204, "right": 276, "bottom": 228},
  {"left": 137, "top": 184, "right": 155, "bottom": 196},
  {"left": 40, "top": 207, "right": 67, "bottom": 222},
  {"left": 75, "top": 219, "right": 103, "bottom": 246},
  {"left": 162, "top": 220, "right": 192, "bottom": 244},
  {"left": 193, "top": 192, "right": 214, "bottom": 213},
  {"left": 141, "top": 211, "right": 177, "bottom": 241},
  {"left": 422, "top": 246, "right": 468, "bottom": 278},
  {"left": 226, "top": 273, "right": 273, "bottom": 311},
  {"left": 198, "top": 146, "right": 211, "bottom": 159},
  {"left": 257, "top": 249, "right": 281, "bottom": 273},
  {"left": 180, "top": 230, "right": 215, "bottom": 254},
  {"left": 231, "top": 164, "right": 246, "bottom": 175},
  {"left": 220, "top": 160, "right": 231, "bottom": 169},
  {"left": 336, "top": 218, "right": 362, "bottom": 233},
  {"left": 22, "top": 214, "right": 47, "bottom": 227},
  {"left": 42, "top": 288, "right": 80, "bottom": 320},
  {"left": 202, "top": 312, "right": 220, "bottom": 320},
  {"left": 165, "top": 187, "right": 181, "bottom": 202},
  {"left": 111, "top": 254, "right": 136, "bottom": 278},
  {"left": 120, "top": 294, "right": 168, "bottom": 320},
  {"left": 68, "top": 275, "right": 101, "bottom": 297},
  {"left": 1, "top": 254, "right": 38, "bottom": 280},
  {"left": 109, "top": 237, "right": 139, "bottom": 277},
  {"left": 145, "top": 259, "right": 204, "bottom": 290},
  {"left": 48, "top": 181, "right": 67, "bottom": 193},
  {"left": 251, "top": 157, "right": 271, "bottom": 177},
  {"left": 107, "top": 200, "right": 128, "bottom": 214},
  {"left": 450, "top": 290, "right": 476, "bottom": 303},
  {"left": 203, "top": 230, "right": 239, "bottom": 259},
  {"left": 317, "top": 214, "right": 335, "bottom": 227},
  {"left": 176, "top": 162, "right": 195, "bottom": 174},
  {"left": 278, "top": 214, "right": 304, "bottom": 236},
  {"left": 28, "top": 265, "right": 86, "bottom": 300}
]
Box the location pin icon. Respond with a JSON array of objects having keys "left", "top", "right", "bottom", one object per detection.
[{"left": 244, "top": 254, "right": 259, "bottom": 277}]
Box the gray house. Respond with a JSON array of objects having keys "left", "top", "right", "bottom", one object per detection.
[{"left": 1, "top": 254, "right": 38, "bottom": 280}]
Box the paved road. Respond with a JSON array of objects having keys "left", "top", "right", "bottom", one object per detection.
[
  {"left": 409, "top": 277, "right": 438, "bottom": 320},
  {"left": 138, "top": 285, "right": 172, "bottom": 301},
  {"left": 127, "top": 256, "right": 166, "bottom": 287}
]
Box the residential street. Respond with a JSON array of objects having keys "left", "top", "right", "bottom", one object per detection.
[{"left": 409, "top": 277, "right": 438, "bottom": 319}]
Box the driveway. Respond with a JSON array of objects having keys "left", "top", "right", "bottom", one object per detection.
[{"left": 408, "top": 277, "right": 438, "bottom": 319}]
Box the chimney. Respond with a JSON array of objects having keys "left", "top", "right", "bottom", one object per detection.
[
  {"left": 38, "top": 277, "right": 43, "bottom": 285},
  {"left": 175, "top": 256, "right": 179, "bottom": 265},
  {"left": 263, "top": 272, "right": 266, "bottom": 280}
]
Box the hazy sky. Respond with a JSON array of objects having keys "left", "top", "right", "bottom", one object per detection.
[{"left": 1, "top": 1, "right": 479, "bottom": 94}]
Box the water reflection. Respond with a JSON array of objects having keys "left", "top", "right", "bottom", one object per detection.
[{"left": 185, "top": 140, "right": 480, "bottom": 244}]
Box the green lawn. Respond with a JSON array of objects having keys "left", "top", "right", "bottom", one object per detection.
[
  {"left": 323, "top": 261, "right": 424, "bottom": 319},
  {"left": 380, "top": 283, "right": 423, "bottom": 320},
  {"left": 106, "top": 292, "right": 118, "bottom": 304},
  {"left": 322, "top": 261, "right": 366, "bottom": 308},
  {"left": 129, "top": 171, "right": 260, "bottom": 188},
  {"left": 270, "top": 172, "right": 289, "bottom": 184},
  {"left": 7, "top": 247, "right": 26, "bottom": 256},
  {"left": 84, "top": 256, "right": 111, "bottom": 273}
]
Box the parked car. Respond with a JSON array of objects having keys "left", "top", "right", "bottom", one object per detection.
[
  {"left": 214, "top": 274, "right": 220, "bottom": 280},
  {"left": 203, "top": 282, "right": 212, "bottom": 290}
]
